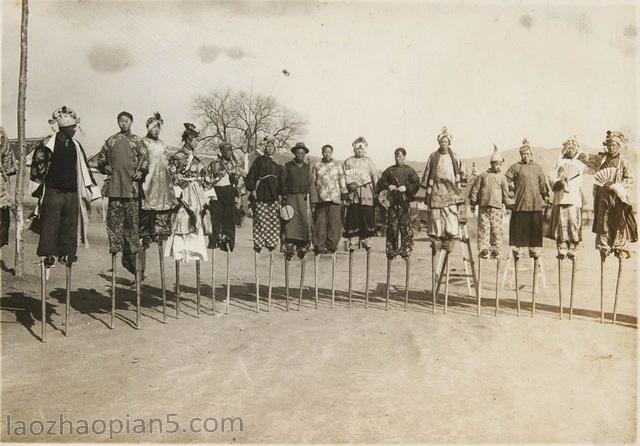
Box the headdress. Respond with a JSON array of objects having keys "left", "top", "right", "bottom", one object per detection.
[
  {"left": 603, "top": 130, "right": 627, "bottom": 148},
  {"left": 437, "top": 127, "right": 452, "bottom": 144},
  {"left": 490, "top": 144, "right": 503, "bottom": 162},
  {"left": 48, "top": 106, "right": 80, "bottom": 128},
  {"left": 146, "top": 111, "right": 163, "bottom": 131}
]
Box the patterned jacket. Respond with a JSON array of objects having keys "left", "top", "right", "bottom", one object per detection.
[
  {"left": 310, "top": 160, "right": 347, "bottom": 205},
  {"left": 0, "top": 127, "right": 16, "bottom": 208},
  {"left": 96, "top": 131, "right": 149, "bottom": 198}
]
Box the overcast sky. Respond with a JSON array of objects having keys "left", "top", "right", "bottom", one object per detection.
[{"left": 1, "top": 0, "right": 637, "bottom": 166}]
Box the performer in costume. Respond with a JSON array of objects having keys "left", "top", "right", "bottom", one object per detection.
[
  {"left": 165, "top": 123, "right": 214, "bottom": 317},
  {"left": 245, "top": 135, "right": 282, "bottom": 311},
  {"left": 139, "top": 112, "right": 177, "bottom": 320},
  {"left": 377, "top": 147, "right": 420, "bottom": 310},
  {"left": 578, "top": 130, "right": 636, "bottom": 324},
  {"left": 29, "top": 106, "right": 99, "bottom": 339}
]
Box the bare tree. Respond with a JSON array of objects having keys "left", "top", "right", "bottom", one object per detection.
[
  {"left": 192, "top": 89, "right": 307, "bottom": 153},
  {"left": 14, "top": 0, "right": 29, "bottom": 279}
]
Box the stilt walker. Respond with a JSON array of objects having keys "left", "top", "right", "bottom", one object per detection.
[
  {"left": 343, "top": 137, "right": 379, "bottom": 307},
  {"left": 206, "top": 141, "right": 246, "bottom": 312},
  {"left": 378, "top": 147, "right": 420, "bottom": 312},
  {"left": 578, "top": 130, "right": 636, "bottom": 324},
  {"left": 245, "top": 135, "right": 282, "bottom": 310},
  {"left": 29, "top": 107, "right": 99, "bottom": 340},
  {"left": 505, "top": 138, "right": 550, "bottom": 317},
  {"left": 468, "top": 144, "right": 512, "bottom": 316},
  {"left": 546, "top": 136, "right": 587, "bottom": 320},
  {"left": 138, "top": 112, "right": 177, "bottom": 323},
  {"left": 421, "top": 128, "right": 467, "bottom": 314},
  {"left": 280, "top": 142, "right": 312, "bottom": 310},
  {"left": 97, "top": 111, "right": 148, "bottom": 328},
  {"left": 164, "top": 123, "right": 213, "bottom": 318}
]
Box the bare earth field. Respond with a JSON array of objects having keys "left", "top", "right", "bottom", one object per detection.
[{"left": 1, "top": 216, "right": 637, "bottom": 443}]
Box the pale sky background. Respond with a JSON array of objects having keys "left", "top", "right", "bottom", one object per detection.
[{"left": 1, "top": 0, "right": 638, "bottom": 166}]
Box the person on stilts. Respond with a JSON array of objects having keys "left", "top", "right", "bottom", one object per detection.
[
  {"left": 469, "top": 144, "right": 512, "bottom": 315},
  {"left": 546, "top": 136, "right": 586, "bottom": 319},
  {"left": 245, "top": 135, "right": 283, "bottom": 312},
  {"left": 578, "top": 130, "right": 636, "bottom": 324},
  {"left": 138, "top": 112, "right": 177, "bottom": 322},
  {"left": 207, "top": 142, "right": 245, "bottom": 313},
  {"left": 30, "top": 106, "right": 100, "bottom": 341},
  {"left": 310, "top": 144, "right": 348, "bottom": 309},
  {"left": 280, "top": 142, "right": 312, "bottom": 311},
  {"left": 165, "top": 123, "right": 214, "bottom": 318},
  {"left": 421, "top": 127, "right": 466, "bottom": 313},
  {"left": 97, "top": 111, "right": 148, "bottom": 329},
  {"left": 505, "top": 138, "right": 550, "bottom": 317},
  {"left": 342, "top": 136, "right": 378, "bottom": 308},
  {"left": 377, "top": 147, "right": 420, "bottom": 311}
]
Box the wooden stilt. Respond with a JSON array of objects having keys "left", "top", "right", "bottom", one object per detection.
[
  {"left": 175, "top": 260, "right": 180, "bottom": 318},
  {"left": 195, "top": 260, "right": 201, "bottom": 318},
  {"left": 159, "top": 242, "right": 167, "bottom": 322},
  {"left": 226, "top": 250, "right": 230, "bottom": 314},
  {"left": 514, "top": 256, "right": 520, "bottom": 316},
  {"left": 600, "top": 256, "right": 605, "bottom": 324},
  {"left": 285, "top": 258, "right": 290, "bottom": 312},
  {"left": 569, "top": 257, "right": 576, "bottom": 320},
  {"left": 255, "top": 251, "right": 260, "bottom": 313},
  {"left": 64, "top": 264, "right": 71, "bottom": 336},
  {"left": 314, "top": 255, "right": 318, "bottom": 309},
  {"left": 476, "top": 257, "right": 482, "bottom": 317},
  {"left": 385, "top": 258, "right": 391, "bottom": 311},
  {"left": 267, "top": 252, "right": 273, "bottom": 312},
  {"left": 404, "top": 257, "right": 410, "bottom": 311},
  {"left": 495, "top": 258, "right": 500, "bottom": 316},
  {"left": 557, "top": 257, "right": 563, "bottom": 319},
  {"left": 433, "top": 251, "right": 450, "bottom": 305},
  {"left": 431, "top": 245, "right": 436, "bottom": 314},
  {"left": 40, "top": 261, "right": 46, "bottom": 343},
  {"left": 298, "top": 257, "right": 305, "bottom": 311},
  {"left": 531, "top": 257, "right": 538, "bottom": 317},
  {"left": 348, "top": 249, "right": 353, "bottom": 309},
  {"left": 331, "top": 253, "right": 336, "bottom": 310},
  {"left": 111, "top": 254, "right": 116, "bottom": 329},
  {"left": 211, "top": 248, "right": 216, "bottom": 313},
  {"left": 365, "top": 249, "right": 371, "bottom": 308},
  {"left": 443, "top": 256, "right": 450, "bottom": 314},
  {"left": 612, "top": 257, "right": 623, "bottom": 325},
  {"left": 136, "top": 253, "right": 141, "bottom": 328}
]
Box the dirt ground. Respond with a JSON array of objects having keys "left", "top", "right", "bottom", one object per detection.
[{"left": 0, "top": 216, "right": 637, "bottom": 443}]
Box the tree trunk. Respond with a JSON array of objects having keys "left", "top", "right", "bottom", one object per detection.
[{"left": 14, "top": 0, "right": 29, "bottom": 279}]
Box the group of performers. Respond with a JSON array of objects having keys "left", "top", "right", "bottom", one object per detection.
[{"left": 11, "top": 105, "right": 637, "bottom": 342}]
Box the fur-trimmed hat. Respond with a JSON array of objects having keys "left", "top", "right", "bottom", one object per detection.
[
  {"left": 48, "top": 106, "right": 80, "bottom": 128},
  {"left": 603, "top": 130, "right": 627, "bottom": 148},
  {"left": 181, "top": 122, "right": 199, "bottom": 141}
]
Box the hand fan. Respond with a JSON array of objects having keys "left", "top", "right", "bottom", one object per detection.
[{"left": 593, "top": 167, "right": 618, "bottom": 187}]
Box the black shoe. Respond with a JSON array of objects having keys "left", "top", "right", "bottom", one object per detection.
[{"left": 43, "top": 255, "right": 56, "bottom": 268}]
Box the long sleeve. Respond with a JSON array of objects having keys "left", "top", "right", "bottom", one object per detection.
[
  {"left": 369, "top": 158, "right": 378, "bottom": 192},
  {"left": 29, "top": 141, "right": 50, "bottom": 184},
  {"left": 279, "top": 162, "right": 288, "bottom": 197},
  {"left": 338, "top": 165, "right": 347, "bottom": 195},
  {"left": 0, "top": 131, "right": 16, "bottom": 177},
  {"left": 135, "top": 138, "right": 149, "bottom": 176},
  {"left": 376, "top": 168, "right": 391, "bottom": 194},
  {"left": 577, "top": 152, "right": 603, "bottom": 174},
  {"left": 501, "top": 175, "right": 513, "bottom": 206},
  {"left": 406, "top": 167, "right": 420, "bottom": 199},
  {"left": 245, "top": 159, "right": 258, "bottom": 192},
  {"left": 96, "top": 140, "right": 111, "bottom": 175},
  {"left": 537, "top": 166, "right": 549, "bottom": 200},
  {"left": 620, "top": 158, "right": 634, "bottom": 189},
  {"left": 168, "top": 154, "right": 188, "bottom": 189},
  {"left": 310, "top": 163, "right": 319, "bottom": 204},
  {"left": 468, "top": 174, "right": 482, "bottom": 205}
]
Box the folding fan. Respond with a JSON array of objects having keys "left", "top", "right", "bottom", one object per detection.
[
  {"left": 556, "top": 160, "right": 583, "bottom": 182},
  {"left": 344, "top": 168, "right": 371, "bottom": 186},
  {"left": 594, "top": 167, "right": 618, "bottom": 187}
]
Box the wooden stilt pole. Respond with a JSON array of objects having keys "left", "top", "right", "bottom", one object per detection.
[
  {"left": 476, "top": 257, "right": 482, "bottom": 317},
  {"left": 40, "top": 261, "right": 46, "bottom": 342},
  {"left": 267, "top": 252, "right": 273, "bottom": 312},
  {"left": 314, "top": 254, "right": 318, "bottom": 309},
  {"left": 298, "top": 257, "right": 305, "bottom": 310},
  {"left": 514, "top": 256, "right": 520, "bottom": 316},
  {"left": 226, "top": 250, "right": 230, "bottom": 314},
  {"left": 531, "top": 257, "right": 538, "bottom": 317},
  {"left": 195, "top": 259, "right": 201, "bottom": 318},
  {"left": 612, "top": 256, "right": 623, "bottom": 325},
  {"left": 557, "top": 257, "right": 563, "bottom": 319},
  {"left": 365, "top": 249, "right": 371, "bottom": 308},
  {"left": 385, "top": 258, "right": 391, "bottom": 311},
  {"left": 64, "top": 264, "right": 71, "bottom": 336},
  {"left": 495, "top": 258, "right": 500, "bottom": 316},
  {"left": 569, "top": 257, "right": 576, "bottom": 320},
  {"left": 111, "top": 254, "right": 116, "bottom": 329},
  {"left": 431, "top": 244, "right": 437, "bottom": 314},
  {"left": 159, "top": 242, "right": 167, "bottom": 322},
  {"left": 175, "top": 260, "right": 180, "bottom": 318},
  {"left": 443, "top": 256, "right": 450, "bottom": 314},
  {"left": 404, "top": 257, "right": 410, "bottom": 311},
  {"left": 600, "top": 256, "right": 605, "bottom": 324},
  {"left": 255, "top": 251, "right": 260, "bottom": 313},
  {"left": 348, "top": 249, "right": 353, "bottom": 309},
  {"left": 285, "top": 258, "right": 290, "bottom": 312},
  {"left": 331, "top": 253, "right": 336, "bottom": 310},
  {"left": 211, "top": 248, "right": 216, "bottom": 313},
  {"left": 136, "top": 252, "right": 141, "bottom": 328}
]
